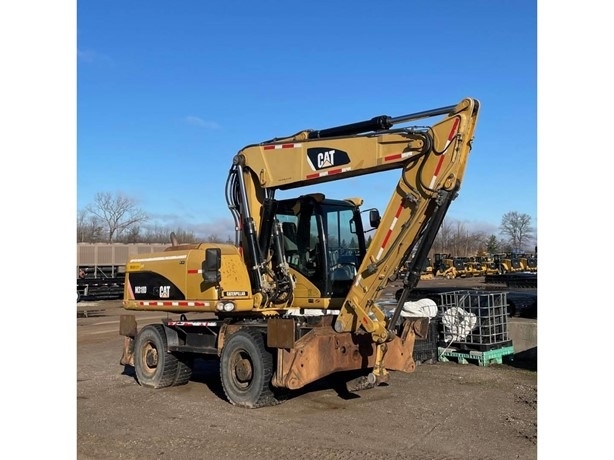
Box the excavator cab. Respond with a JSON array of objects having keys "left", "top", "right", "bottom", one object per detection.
[{"left": 275, "top": 194, "right": 369, "bottom": 301}]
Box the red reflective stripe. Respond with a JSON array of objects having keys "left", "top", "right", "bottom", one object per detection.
[
  {"left": 138, "top": 301, "right": 206, "bottom": 307},
  {"left": 167, "top": 321, "right": 218, "bottom": 327},
  {"left": 381, "top": 230, "right": 393, "bottom": 250},
  {"left": 263, "top": 143, "right": 299, "bottom": 150},
  {"left": 433, "top": 118, "right": 461, "bottom": 177},
  {"left": 306, "top": 168, "right": 346, "bottom": 180},
  {"left": 380, "top": 205, "right": 403, "bottom": 249},
  {"left": 187, "top": 269, "right": 199, "bottom": 274},
  {"left": 448, "top": 117, "right": 460, "bottom": 141},
  {"left": 384, "top": 153, "right": 402, "bottom": 161},
  {"left": 433, "top": 154, "right": 446, "bottom": 177}
]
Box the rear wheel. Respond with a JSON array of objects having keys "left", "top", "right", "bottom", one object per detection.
[
  {"left": 220, "top": 328, "right": 279, "bottom": 408},
  {"left": 134, "top": 324, "right": 184, "bottom": 389}
]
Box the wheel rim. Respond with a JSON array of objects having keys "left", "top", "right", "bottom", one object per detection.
[
  {"left": 230, "top": 349, "right": 254, "bottom": 390},
  {"left": 141, "top": 342, "right": 159, "bottom": 377}
]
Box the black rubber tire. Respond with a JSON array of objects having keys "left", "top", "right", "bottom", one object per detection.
[
  {"left": 220, "top": 328, "right": 277, "bottom": 408},
  {"left": 173, "top": 354, "right": 193, "bottom": 386},
  {"left": 134, "top": 324, "right": 180, "bottom": 389}
]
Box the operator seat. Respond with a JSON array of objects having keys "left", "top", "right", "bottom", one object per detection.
[
  {"left": 330, "top": 262, "right": 356, "bottom": 297},
  {"left": 330, "top": 265, "right": 355, "bottom": 281}
]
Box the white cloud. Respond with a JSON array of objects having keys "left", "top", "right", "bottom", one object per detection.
[
  {"left": 77, "top": 48, "right": 114, "bottom": 66},
  {"left": 185, "top": 116, "right": 221, "bottom": 130}
]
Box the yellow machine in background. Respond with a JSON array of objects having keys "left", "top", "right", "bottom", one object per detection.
[
  {"left": 420, "top": 257, "right": 434, "bottom": 280},
  {"left": 519, "top": 254, "right": 537, "bottom": 272},
  {"left": 433, "top": 254, "right": 471, "bottom": 279},
  {"left": 119, "top": 98, "right": 480, "bottom": 408}
]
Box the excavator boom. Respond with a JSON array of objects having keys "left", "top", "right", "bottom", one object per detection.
[{"left": 227, "top": 98, "right": 480, "bottom": 343}]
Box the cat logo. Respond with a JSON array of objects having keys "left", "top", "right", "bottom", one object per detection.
[
  {"left": 318, "top": 150, "right": 334, "bottom": 168},
  {"left": 307, "top": 148, "right": 350, "bottom": 171},
  {"left": 159, "top": 286, "right": 170, "bottom": 298}
]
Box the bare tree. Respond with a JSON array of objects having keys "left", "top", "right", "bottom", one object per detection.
[
  {"left": 207, "top": 234, "right": 224, "bottom": 243},
  {"left": 499, "top": 211, "right": 534, "bottom": 252},
  {"left": 433, "top": 218, "right": 453, "bottom": 254},
  {"left": 77, "top": 209, "right": 104, "bottom": 242},
  {"left": 432, "top": 218, "right": 489, "bottom": 257},
  {"left": 117, "top": 226, "right": 142, "bottom": 243},
  {"left": 452, "top": 221, "right": 469, "bottom": 255},
  {"left": 85, "top": 192, "right": 149, "bottom": 243},
  {"left": 139, "top": 224, "right": 170, "bottom": 243}
]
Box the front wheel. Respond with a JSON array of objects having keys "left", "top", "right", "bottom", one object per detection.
[
  {"left": 220, "top": 328, "right": 278, "bottom": 408},
  {"left": 134, "top": 324, "right": 187, "bottom": 389}
]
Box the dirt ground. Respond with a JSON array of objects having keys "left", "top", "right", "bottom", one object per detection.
[{"left": 77, "top": 277, "right": 537, "bottom": 460}]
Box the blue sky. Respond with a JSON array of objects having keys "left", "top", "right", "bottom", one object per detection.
[{"left": 77, "top": 1, "right": 537, "bottom": 240}]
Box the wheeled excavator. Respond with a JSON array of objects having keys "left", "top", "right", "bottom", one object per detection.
[{"left": 119, "top": 97, "right": 480, "bottom": 408}]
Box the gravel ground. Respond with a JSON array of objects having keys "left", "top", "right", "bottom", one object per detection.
[{"left": 77, "top": 334, "right": 537, "bottom": 460}]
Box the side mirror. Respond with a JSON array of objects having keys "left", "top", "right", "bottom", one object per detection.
[{"left": 369, "top": 209, "right": 381, "bottom": 229}]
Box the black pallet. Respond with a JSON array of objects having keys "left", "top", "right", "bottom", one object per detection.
[{"left": 412, "top": 317, "right": 439, "bottom": 364}]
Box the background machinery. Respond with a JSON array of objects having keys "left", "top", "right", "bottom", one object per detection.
[
  {"left": 484, "top": 252, "right": 537, "bottom": 289},
  {"left": 433, "top": 253, "right": 471, "bottom": 279},
  {"left": 119, "top": 98, "right": 481, "bottom": 408}
]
